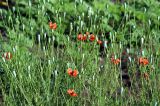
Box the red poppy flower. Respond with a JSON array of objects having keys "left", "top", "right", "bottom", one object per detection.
[
  {"left": 114, "top": 59, "right": 120, "bottom": 65},
  {"left": 67, "top": 68, "right": 78, "bottom": 77},
  {"left": 67, "top": 68, "right": 73, "bottom": 75},
  {"left": 111, "top": 57, "right": 120, "bottom": 65},
  {"left": 49, "top": 22, "right": 57, "bottom": 30},
  {"left": 72, "top": 70, "right": 78, "bottom": 77},
  {"left": 77, "top": 34, "right": 83, "bottom": 41},
  {"left": 97, "top": 40, "right": 103, "bottom": 45},
  {"left": 2, "top": 52, "right": 12, "bottom": 60},
  {"left": 82, "top": 35, "right": 87, "bottom": 41},
  {"left": 89, "top": 34, "right": 95, "bottom": 41},
  {"left": 67, "top": 89, "right": 78, "bottom": 97},
  {"left": 139, "top": 57, "right": 149, "bottom": 65}
]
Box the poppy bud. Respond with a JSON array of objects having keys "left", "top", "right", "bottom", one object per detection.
[{"left": 89, "top": 34, "right": 95, "bottom": 41}]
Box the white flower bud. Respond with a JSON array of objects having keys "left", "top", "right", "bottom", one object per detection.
[
  {"left": 67, "top": 36, "right": 70, "bottom": 42},
  {"left": 93, "top": 74, "right": 95, "bottom": 80},
  {"left": 127, "top": 48, "right": 129, "bottom": 53},
  {"left": 22, "top": 24, "right": 25, "bottom": 31},
  {"left": 80, "top": 21, "right": 83, "bottom": 28},
  {"left": 133, "top": 25, "right": 136, "bottom": 29},
  {"left": 80, "top": 0, "right": 83, "bottom": 4},
  {"left": 120, "top": 42, "right": 122, "bottom": 49},
  {"left": 142, "top": 50, "right": 144, "bottom": 56},
  {"left": 13, "top": 47, "right": 16, "bottom": 53},
  {"left": 77, "top": 26, "right": 79, "bottom": 32},
  {"left": 79, "top": 16, "right": 81, "bottom": 21},
  {"left": 93, "top": 25, "right": 96, "bottom": 30},
  {"left": 129, "top": 56, "right": 131, "bottom": 62},
  {"left": 48, "top": 37, "right": 51, "bottom": 44},
  {"left": 82, "top": 12, "right": 84, "bottom": 17},
  {"left": 106, "top": 4, "right": 108, "bottom": 8},
  {"left": 82, "top": 53, "right": 85, "bottom": 59},
  {"left": 29, "top": 0, "right": 31, "bottom": 7},
  {"left": 38, "top": 34, "right": 41, "bottom": 43},
  {"left": 13, "top": 70, "right": 16, "bottom": 78},
  {"left": 141, "top": 37, "right": 144, "bottom": 45},
  {"left": 28, "top": 65, "right": 31, "bottom": 71},
  {"left": 2, "top": 57, "right": 5, "bottom": 62},
  {"left": 148, "top": 19, "right": 151, "bottom": 25},
  {"left": 52, "top": 57, "right": 55, "bottom": 62},
  {"left": 70, "top": 22, "right": 73, "bottom": 28},
  {"left": 124, "top": 3, "right": 127, "bottom": 9},
  {"left": 55, "top": 70, "right": 58, "bottom": 76},
  {"left": 48, "top": 60, "right": 51, "bottom": 65},
  {"left": 64, "top": 12, "right": 66, "bottom": 18},
  {"left": 144, "top": 7, "right": 146, "bottom": 13},
  {"left": 52, "top": 36, "right": 55, "bottom": 42},
  {"left": 43, "top": 0, "right": 45, "bottom": 4},
  {"left": 154, "top": 101, "right": 158, "bottom": 106},
  {"left": 12, "top": 7, "right": 15, "bottom": 12},
  {"left": 44, "top": 33, "right": 47, "bottom": 39},
  {"left": 121, "top": 87, "right": 124, "bottom": 94},
  {"left": 104, "top": 41, "right": 107, "bottom": 48},
  {"left": 43, "top": 46, "right": 45, "bottom": 51}
]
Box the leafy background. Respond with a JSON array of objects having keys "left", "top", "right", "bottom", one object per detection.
[{"left": 0, "top": 0, "right": 160, "bottom": 106}]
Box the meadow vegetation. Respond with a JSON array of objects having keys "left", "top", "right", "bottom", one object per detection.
[{"left": 0, "top": 0, "right": 160, "bottom": 105}]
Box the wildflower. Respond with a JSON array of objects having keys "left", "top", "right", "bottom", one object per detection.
[
  {"left": 97, "top": 40, "right": 102, "bottom": 45},
  {"left": 67, "top": 89, "right": 78, "bottom": 97},
  {"left": 2, "top": 52, "right": 12, "bottom": 60},
  {"left": 89, "top": 34, "right": 95, "bottom": 41},
  {"left": 139, "top": 57, "right": 149, "bottom": 65},
  {"left": 143, "top": 72, "right": 149, "bottom": 80},
  {"left": 67, "top": 68, "right": 72, "bottom": 75},
  {"left": 77, "top": 34, "right": 83, "bottom": 41},
  {"left": 111, "top": 56, "right": 120, "bottom": 65},
  {"left": 86, "top": 32, "right": 90, "bottom": 36},
  {"left": 114, "top": 59, "right": 120, "bottom": 65},
  {"left": 67, "top": 68, "right": 78, "bottom": 77},
  {"left": 82, "top": 35, "right": 87, "bottom": 41},
  {"left": 49, "top": 22, "right": 57, "bottom": 30}
]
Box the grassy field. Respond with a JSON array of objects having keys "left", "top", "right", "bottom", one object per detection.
[{"left": 0, "top": 0, "right": 160, "bottom": 106}]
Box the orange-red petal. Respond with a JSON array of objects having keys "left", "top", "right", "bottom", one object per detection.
[
  {"left": 139, "top": 57, "right": 149, "bottom": 65},
  {"left": 89, "top": 34, "right": 95, "bottom": 41},
  {"left": 82, "top": 35, "right": 87, "bottom": 41},
  {"left": 77, "top": 34, "right": 83, "bottom": 41},
  {"left": 67, "top": 89, "right": 74, "bottom": 95},
  {"left": 52, "top": 23, "right": 57, "bottom": 30},
  {"left": 71, "top": 92, "right": 78, "bottom": 97},
  {"left": 86, "top": 32, "right": 90, "bottom": 36},
  {"left": 67, "top": 89, "right": 78, "bottom": 97},
  {"left": 114, "top": 59, "right": 120, "bottom": 65},
  {"left": 49, "top": 22, "right": 57, "bottom": 30},
  {"left": 111, "top": 57, "right": 120, "bottom": 65},
  {"left": 143, "top": 59, "right": 149, "bottom": 65},
  {"left": 67, "top": 68, "right": 73, "bottom": 76},
  {"left": 97, "top": 40, "right": 103, "bottom": 45},
  {"left": 72, "top": 70, "right": 78, "bottom": 77},
  {"left": 139, "top": 57, "right": 143, "bottom": 64}
]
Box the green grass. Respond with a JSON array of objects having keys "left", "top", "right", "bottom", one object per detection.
[{"left": 0, "top": 0, "right": 160, "bottom": 106}]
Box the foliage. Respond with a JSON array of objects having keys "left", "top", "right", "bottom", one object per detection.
[{"left": 0, "top": 0, "right": 160, "bottom": 105}]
